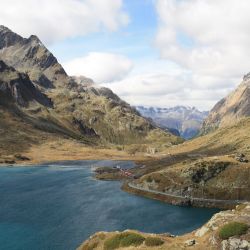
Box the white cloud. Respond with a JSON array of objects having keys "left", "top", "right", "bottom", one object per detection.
[
  {"left": 102, "top": 59, "right": 239, "bottom": 111},
  {"left": 63, "top": 52, "right": 133, "bottom": 83},
  {"left": 0, "top": 0, "right": 129, "bottom": 44},
  {"left": 124, "top": 0, "right": 250, "bottom": 110},
  {"left": 155, "top": 0, "right": 250, "bottom": 78}
]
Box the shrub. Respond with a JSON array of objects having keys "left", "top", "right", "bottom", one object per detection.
[
  {"left": 145, "top": 237, "right": 164, "bottom": 246},
  {"left": 219, "top": 222, "right": 249, "bottom": 239},
  {"left": 120, "top": 232, "right": 145, "bottom": 247},
  {"left": 146, "top": 176, "right": 153, "bottom": 182},
  {"left": 104, "top": 232, "right": 145, "bottom": 250}
]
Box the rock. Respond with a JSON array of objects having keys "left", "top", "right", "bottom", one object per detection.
[
  {"left": 222, "top": 240, "right": 228, "bottom": 250},
  {"left": 195, "top": 225, "right": 209, "bottom": 237},
  {"left": 240, "top": 240, "right": 250, "bottom": 249},
  {"left": 184, "top": 239, "right": 196, "bottom": 246},
  {"left": 235, "top": 153, "right": 248, "bottom": 163},
  {"left": 222, "top": 238, "right": 250, "bottom": 250},
  {"left": 14, "top": 154, "right": 30, "bottom": 161}
]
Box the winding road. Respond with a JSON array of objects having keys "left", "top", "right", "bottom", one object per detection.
[{"left": 128, "top": 182, "right": 247, "bottom": 206}]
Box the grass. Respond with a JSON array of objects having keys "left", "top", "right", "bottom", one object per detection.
[
  {"left": 219, "top": 222, "right": 249, "bottom": 239},
  {"left": 145, "top": 237, "right": 164, "bottom": 246},
  {"left": 104, "top": 232, "right": 145, "bottom": 250},
  {"left": 120, "top": 233, "right": 145, "bottom": 247}
]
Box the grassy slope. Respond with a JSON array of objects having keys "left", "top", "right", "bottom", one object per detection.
[{"left": 128, "top": 118, "right": 250, "bottom": 202}]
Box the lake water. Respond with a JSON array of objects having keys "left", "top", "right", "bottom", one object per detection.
[{"left": 0, "top": 160, "right": 219, "bottom": 250}]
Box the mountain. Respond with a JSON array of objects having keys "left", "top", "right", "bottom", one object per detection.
[
  {"left": 201, "top": 74, "right": 250, "bottom": 134},
  {"left": 0, "top": 60, "right": 52, "bottom": 107},
  {"left": 136, "top": 106, "right": 208, "bottom": 139},
  {"left": 0, "top": 25, "right": 182, "bottom": 161}
]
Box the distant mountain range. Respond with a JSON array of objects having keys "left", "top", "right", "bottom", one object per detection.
[{"left": 135, "top": 106, "right": 208, "bottom": 139}]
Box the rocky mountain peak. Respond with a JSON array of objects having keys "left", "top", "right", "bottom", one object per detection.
[
  {"left": 0, "top": 26, "right": 67, "bottom": 88},
  {"left": 0, "top": 25, "right": 24, "bottom": 49},
  {"left": 243, "top": 72, "right": 250, "bottom": 82}
]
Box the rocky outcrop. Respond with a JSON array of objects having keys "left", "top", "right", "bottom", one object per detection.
[
  {"left": 0, "top": 60, "right": 52, "bottom": 107},
  {"left": 201, "top": 76, "right": 250, "bottom": 134}
]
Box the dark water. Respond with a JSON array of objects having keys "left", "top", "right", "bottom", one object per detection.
[{"left": 0, "top": 160, "right": 219, "bottom": 250}]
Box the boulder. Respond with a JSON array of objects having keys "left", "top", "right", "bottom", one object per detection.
[{"left": 184, "top": 239, "right": 196, "bottom": 246}]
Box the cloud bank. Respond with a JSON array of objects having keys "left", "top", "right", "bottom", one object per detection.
[
  {"left": 155, "top": 0, "right": 250, "bottom": 78},
  {"left": 0, "top": 0, "right": 129, "bottom": 44}
]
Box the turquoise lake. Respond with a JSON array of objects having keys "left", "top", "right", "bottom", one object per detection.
[{"left": 0, "top": 160, "right": 219, "bottom": 250}]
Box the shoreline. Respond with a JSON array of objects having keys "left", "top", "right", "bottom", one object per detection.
[{"left": 122, "top": 181, "right": 245, "bottom": 209}]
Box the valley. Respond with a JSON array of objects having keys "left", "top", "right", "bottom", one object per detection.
[{"left": 0, "top": 25, "right": 249, "bottom": 250}]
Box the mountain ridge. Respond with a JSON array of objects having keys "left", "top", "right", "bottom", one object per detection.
[
  {"left": 0, "top": 26, "right": 182, "bottom": 162},
  {"left": 136, "top": 105, "right": 208, "bottom": 139}
]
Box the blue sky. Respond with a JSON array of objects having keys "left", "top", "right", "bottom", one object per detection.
[
  {"left": 1, "top": 0, "right": 249, "bottom": 110},
  {"left": 49, "top": 0, "right": 158, "bottom": 63}
]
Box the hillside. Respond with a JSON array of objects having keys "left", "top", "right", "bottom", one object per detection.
[
  {"left": 136, "top": 106, "right": 208, "bottom": 139},
  {"left": 0, "top": 25, "right": 182, "bottom": 163},
  {"left": 201, "top": 74, "right": 250, "bottom": 134},
  {"left": 119, "top": 117, "right": 250, "bottom": 209}
]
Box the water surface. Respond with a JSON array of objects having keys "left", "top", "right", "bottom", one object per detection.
[{"left": 0, "top": 160, "right": 219, "bottom": 250}]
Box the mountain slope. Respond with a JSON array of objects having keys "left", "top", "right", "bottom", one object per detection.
[
  {"left": 0, "top": 26, "right": 182, "bottom": 160},
  {"left": 136, "top": 106, "right": 208, "bottom": 139},
  {"left": 0, "top": 25, "right": 68, "bottom": 89},
  {"left": 0, "top": 60, "right": 52, "bottom": 107},
  {"left": 202, "top": 75, "right": 250, "bottom": 134}
]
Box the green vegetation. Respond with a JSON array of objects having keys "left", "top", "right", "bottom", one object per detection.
[
  {"left": 219, "top": 222, "right": 248, "bottom": 239},
  {"left": 145, "top": 237, "right": 164, "bottom": 246},
  {"left": 146, "top": 176, "right": 153, "bottom": 182},
  {"left": 104, "top": 232, "right": 145, "bottom": 250},
  {"left": 120, "top": 232, "right": 145, "bottom": 247}
]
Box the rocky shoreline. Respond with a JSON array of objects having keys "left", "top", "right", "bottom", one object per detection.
[{"left": 78, "top": 203, "right": 250, "bottom": 250}]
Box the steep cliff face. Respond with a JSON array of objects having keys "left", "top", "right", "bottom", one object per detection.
[
  {"left": 0, "top": 60, "right": 52, "bottom": 107},
  {"left": 201, "top": 76, "right": 250, "bottom": 134},
  {"left": 0, "top": 26, "right": 181, "bottom": 156}
]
